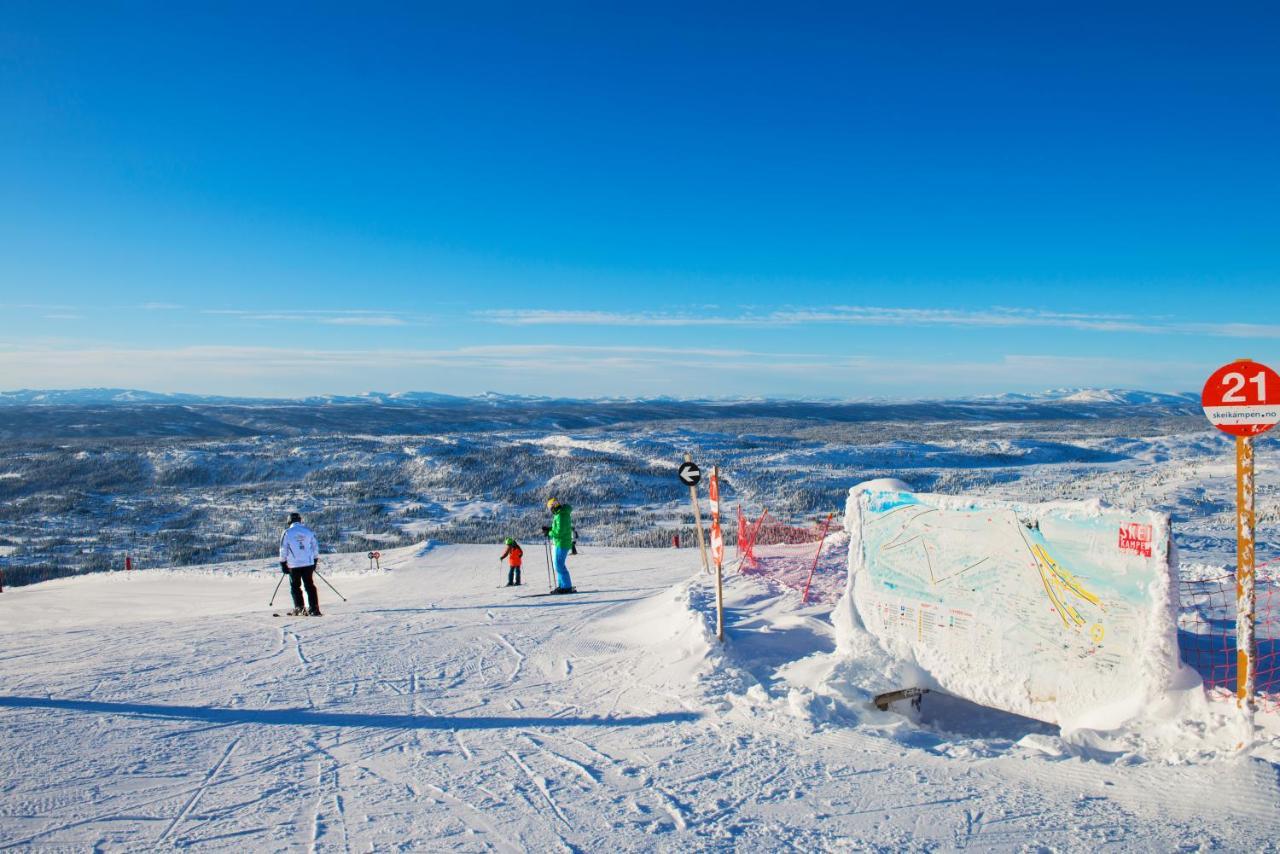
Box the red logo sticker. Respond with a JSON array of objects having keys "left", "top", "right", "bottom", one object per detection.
[{"left": 1118, "top": 523, "right": 1153, "bottom": 557}]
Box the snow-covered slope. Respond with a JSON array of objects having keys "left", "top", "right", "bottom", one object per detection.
[{"left": 2, "top": 543, "right": 1277, "bottom": 850}]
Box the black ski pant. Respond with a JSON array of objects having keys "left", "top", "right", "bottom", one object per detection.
[
  {"left": 507, "top": 565, "right": 521, "bottom": 585},
  {"left": 289, "top": 564, "right": 319, "bottom": 612}
]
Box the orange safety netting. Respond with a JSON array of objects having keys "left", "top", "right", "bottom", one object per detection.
[
  {"left": 735, "top": 507, "right": 845, "bottom": 604},
  {"left": 736, "top": 507, "right": 832, "bottom": 570},
  {"left": 1178, "top": 571, "right": 1280, "bottom": 713}
]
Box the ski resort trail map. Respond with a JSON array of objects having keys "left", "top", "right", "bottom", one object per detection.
[
  {"left": 855, "top": 491, "right": 1172, "bottom": 726},
  {"left": 1, "top": 544, "right": 1278, "bottom": 851}
]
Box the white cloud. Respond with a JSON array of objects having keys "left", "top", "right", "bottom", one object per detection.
[
  {"left": 480, "top": 310, "right": 752, "bottom": 327},
  {"left": 479, "top": 306, "right": 1280, "bottom": 338},
  {"left": 0, "top": 344, "right": 1205, "bottom": 398},
  {"left": 0, "top": 303, "right": 79, "bottom": 312},
  {"left": 770, "top": 306, "right": 1157, "bottom": 333},
  {"left": 1187, "top": 322, "right": 1280, "bottom": 339},
  {"left": 198, "top": 309, "right": 415, "bottom": 326},
  {"left": 319, "top": 316, "right": 406, "bottom": 327}
]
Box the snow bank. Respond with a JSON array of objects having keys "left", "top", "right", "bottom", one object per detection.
[
  {"left": 597, "top": 577, "right": 716, "bottom": 674},
  {"left": 838, "top": 481, "right": 1193, "bottom": 731}
]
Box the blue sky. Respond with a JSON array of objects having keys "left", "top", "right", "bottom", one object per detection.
[{"left": 2, "top": 2, "right": 1277, "bottom": 398}]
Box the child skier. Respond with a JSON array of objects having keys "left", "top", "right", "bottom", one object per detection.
[{"left": 498, "top": 537, "right": 523, "bottom": 586}]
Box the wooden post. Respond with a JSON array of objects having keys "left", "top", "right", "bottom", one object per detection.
[
  {"left": 685, "top": 452, "right": 710, "bottom": 574},
  {"left": 1236, "top": 435, "right": 1257, "bottom": 711},
  {"left": 712, "top": 465, "right": 724, "bottom": 642},
  {"left": 716, "top": 558, "right": 725, "bottom": 641}
]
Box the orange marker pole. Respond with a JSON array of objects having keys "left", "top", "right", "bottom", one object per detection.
[
  {"left": 1236, "top": 435, "right": 1257, "bottom": 711},
  {"left": 801, "top": 512, "right": 835, "bottom": 605}
]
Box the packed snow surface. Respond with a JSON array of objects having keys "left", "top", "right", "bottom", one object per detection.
[{"left": 2, "top": 543, "right": 1279, "bottom": 851}]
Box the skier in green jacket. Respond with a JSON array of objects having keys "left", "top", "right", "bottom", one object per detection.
[{"left": 543, "top": 498, "right": 575, "bottom": 593}]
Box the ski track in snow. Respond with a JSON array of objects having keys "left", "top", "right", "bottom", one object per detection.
[
  {"left": 495, "top": 632, "right": 525, "bottom": 684},
  {"left": 156, "top": 734, "right": 241, "bottom": 843},
  {"left": 0, "top": 542, "right": 1278, "bottom": 851}
]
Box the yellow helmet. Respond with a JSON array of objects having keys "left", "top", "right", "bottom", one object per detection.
[{"left": 547, "top": 497, "right": 560, "bottom": 509}]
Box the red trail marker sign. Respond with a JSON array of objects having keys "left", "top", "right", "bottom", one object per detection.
[{"left": 1201, "top": 359, "right": 1280, "bottom": 437}]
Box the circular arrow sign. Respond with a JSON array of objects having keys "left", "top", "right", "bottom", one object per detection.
[
  {"left": 1202, "top": 359, "right": 1280, "bottom": 437},
  {"left": 678, "top": 461, "right": 702, "bottom": 486},
  {"left": 368, "top": 551, "right": 381, "bottom": 560}
]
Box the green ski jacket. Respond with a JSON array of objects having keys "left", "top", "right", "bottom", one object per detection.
[{"left": 548, "top": 504, "right": 574, "bottom": 549}]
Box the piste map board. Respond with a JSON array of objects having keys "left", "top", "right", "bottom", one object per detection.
[{"left": 849, "top": 488, "right": 1178, "bottom": 726}]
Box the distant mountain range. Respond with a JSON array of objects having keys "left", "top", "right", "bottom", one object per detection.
[
  {"left": 972, "top": 389, "right": 1203, "bottom": 408},
  {"left": 0, "top": 388, "right": 478, "bottom": 406},
  {"left": 0, "top": 387, "right": 1207, "bottom": 441},
  {"left": 0, "top": 387, "right": 1202, "bottom": 409}
]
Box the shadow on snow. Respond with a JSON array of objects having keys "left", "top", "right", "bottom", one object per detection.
[
  {"left": 366, "top": 597, "right": 641, "bottom": 614},
  {"left": 0, "top": 695, "right": 702, "bottom": 731}
]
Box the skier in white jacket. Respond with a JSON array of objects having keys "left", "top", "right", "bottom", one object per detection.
[{"left": 279, "top": 512, "right": 322, "bottom": 616}]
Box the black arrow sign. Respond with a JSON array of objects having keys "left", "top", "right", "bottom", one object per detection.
[{"left": 678, "top": 461, "right": 702, "bottom": 486}]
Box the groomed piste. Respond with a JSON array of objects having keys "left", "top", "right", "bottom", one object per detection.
[{"left": 1, "top": 537, "right": 1278, "bottom": 850}]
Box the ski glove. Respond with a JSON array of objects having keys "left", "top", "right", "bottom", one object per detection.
[
  {"left": 541, "top": 526, "right": 551, "bottom": 536},
  {"left": 280, "top": 561, "right": 289, "bottom": 574}
]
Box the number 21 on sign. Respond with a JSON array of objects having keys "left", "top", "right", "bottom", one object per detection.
[{"left": 1221, "top": 368, "right": 1267, "bottom": 404}]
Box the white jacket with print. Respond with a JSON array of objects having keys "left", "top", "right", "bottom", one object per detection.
[{"left": 279, "top": 523, "right": 320, "bottom": 569}]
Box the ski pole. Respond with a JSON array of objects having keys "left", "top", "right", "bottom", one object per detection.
[
  {"left": 314, "top": 570, "right": 348, "bottom": 602},
  {"left": 543, "top": 536, "right": 554, "bottom": 591},
  {"left": 269, "top": 573, "right": 285, "bottom": 607}
]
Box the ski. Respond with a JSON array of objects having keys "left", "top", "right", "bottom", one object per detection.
[{"left": 517, "top": 589, "right": 590, "bottom": 599}]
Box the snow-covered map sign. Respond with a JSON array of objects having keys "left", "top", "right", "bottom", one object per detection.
[{"left": 847, "top": 486, "right": 1182, "bottom": 727}]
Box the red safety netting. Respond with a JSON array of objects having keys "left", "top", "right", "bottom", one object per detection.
[
  {"left": 1178, "top": 570, "right": 1280, "bottom": 714},
  {"left": 735, "top": 507, "right": 846, "bottom": 604},
  {"left": 736, "top": 507, "right": 833, "bottom": 568}
]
